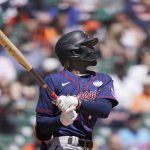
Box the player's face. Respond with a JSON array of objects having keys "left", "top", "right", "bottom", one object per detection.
[
  {"left": 72, "top": 58, "right": 96, "bottom": 67},
  {"left": 67, "top": 58, "right": 96, "bottom": 74}
]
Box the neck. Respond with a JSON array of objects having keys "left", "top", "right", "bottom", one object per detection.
[
  {"left": 65, "top": 59, "right": 92, "bottom": 75},
  {"left": 68, "top": 64, "right": 88, "bottom": 75},
  {"left": 71, "top": 69, "right": 89, "bottom": 75}
]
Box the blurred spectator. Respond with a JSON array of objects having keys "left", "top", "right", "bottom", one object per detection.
[
  {"left": 115, "top": 12, "right": 146, "bottom": 63},
  {"left": 110, "top": 55, "right": 132, "bottom": 109},
  {"left": 0, "top": 56, "right": 17, "bottom": 82},
  {"left": 126, "top": 39, "right": 150, "bottom": 100},
  {"left": 117, "top": 112, "right": 150, "bottom": 150},
  {"left": 131, "top": 75, "right": 150, "bottom": 113},
  {"left": 136, "top": 39, "right": 150, "bottom": 68},
  {"left": 99, "top": 133, "right": 123, "bottom": 150},
  {"left": 41, "top": 57, "right": 61, "bottom": 76},
  {"left": 102, "top": 108, "right": 129, "bottom": 129},
  {"left": 22, "top": 131, "right": 41, "bottom": 150},
  {"left": 76, "top": 0, "right": 99, "bottom": 13},
  {"left": 83, "top": 20, "right": 102, "bottom": 36},
  {"left": 125, "top": 0, "right": 150, "bottom": 30},
  {"left": 0, "top": 79, "right": 17, "bottom": 134},
  {"left": 50, "top": 0, "right": 80, "bottom": 27},
  {"left": 42, "top": 11, "right": 69, "bottom": 51}
]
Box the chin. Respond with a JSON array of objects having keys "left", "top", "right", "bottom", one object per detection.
[
  {"left": 89, "top": 60, "right": 97, "bottom": 66},
  {"left": 83, "top": 60, "right": 97, "bottom": 67}
]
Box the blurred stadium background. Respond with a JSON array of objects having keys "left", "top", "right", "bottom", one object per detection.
[{"left": 0, "top": 0, "right": 150, "bottom": 150}]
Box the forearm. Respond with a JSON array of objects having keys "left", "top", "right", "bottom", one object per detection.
[
  {"left": 80, "top": 99, "right": 113, "bottom": 118},
  {"left": 36, "top": 113, "right": 64, "bottom": 140}
]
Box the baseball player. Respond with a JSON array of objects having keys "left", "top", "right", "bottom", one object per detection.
[{"left": 36, "top": 30, "right": 118, "bottom": 150}]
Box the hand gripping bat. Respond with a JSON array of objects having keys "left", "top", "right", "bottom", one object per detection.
[{"left": 0, "top": 30, "right": 58, "bottom": 100}]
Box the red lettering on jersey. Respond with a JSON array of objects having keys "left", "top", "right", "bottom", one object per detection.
[
  {"left": 84, "top": 91, "right": 88, "bottom": 99},
  {"left": 76, "top": 90, "right": 97, "bottom": 100}
]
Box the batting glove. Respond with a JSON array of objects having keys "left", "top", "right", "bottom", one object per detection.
[
  {"left": 67, "top": 96, "right": 81, "bottom": 108},
  {"left": 56, "top": 95, "right": 81, "bottom": 112},
  {"left": 60, "top": 107, "right": 77, "bottom": 126}
]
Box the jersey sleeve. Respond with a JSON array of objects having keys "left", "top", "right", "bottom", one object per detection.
[
  {"left": 97, "top": 76, "right": 118, "bottom": 107},
  {"left": 35, "top": 75, "right": 64, "bottom": 140},
  {"left": 36, "top": 75, "right": 57, "bottom": 115}
]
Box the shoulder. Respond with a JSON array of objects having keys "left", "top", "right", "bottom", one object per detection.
[
  {"left": 95, "top": 72, "right": 113, "bottom": 82},
  {"left": 43, "top": 71, "right": 64, "bottom": 87},
  {"left": 44, "top": 71, "right": 63, "bottom": 80}
]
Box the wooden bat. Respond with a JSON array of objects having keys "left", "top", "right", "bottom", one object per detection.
[{"left": 0, "top": 30, "right": 58, "bottom": 100}]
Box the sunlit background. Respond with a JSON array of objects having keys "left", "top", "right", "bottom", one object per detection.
[{"left": 0, "top": 0, "right": 150, "bottom": 150}]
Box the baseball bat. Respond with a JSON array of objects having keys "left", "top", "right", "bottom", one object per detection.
[{"left": 0, "top": 30, "right": 58, "bottom": 100}]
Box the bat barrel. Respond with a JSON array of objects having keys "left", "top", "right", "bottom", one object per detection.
[{"left": 0, "top": 30, "right": 32, "bottom": 71}]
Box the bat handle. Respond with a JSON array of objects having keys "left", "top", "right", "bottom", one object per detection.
[
  {"left": 50, "top": 92, "right": 58, "bottom": 100},
  {"left": 29, "top": 69, "right": 58, "bottom": 100}
]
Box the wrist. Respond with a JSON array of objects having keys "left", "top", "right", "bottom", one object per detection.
[
  {"left": 58, "top": 116, "right": 65, "bottom": 127},
  {"left": 60, "top": 116, "right": 66, "bottom": 126}
]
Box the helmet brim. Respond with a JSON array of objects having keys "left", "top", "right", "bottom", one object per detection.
[{"left": 79, "top": 37, "right": 99, "bottom": 47}]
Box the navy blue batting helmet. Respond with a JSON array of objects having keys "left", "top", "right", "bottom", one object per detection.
[{"left": 55, "top": 30, "right": 99, "bottom": 66}]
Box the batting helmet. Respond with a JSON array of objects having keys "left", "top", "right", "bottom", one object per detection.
[{"left": 55, "top": 30, "right": 99, "bottom": 66}]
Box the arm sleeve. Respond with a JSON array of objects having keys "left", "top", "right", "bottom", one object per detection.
[
  {"left": 80, "top": 76, "right": 118, "bottom": 118},
  {"left": 35, "top": 75, "right": 64, "bottom": 141},
  {"left": 96, "top": 77, "right": 118, "bottom": 107},
  {"left": 36, "top": 113, "right": 64, "bottom": 141},
  {"left": 80, "top": 99, "right": 113, "bottom": 118}
]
